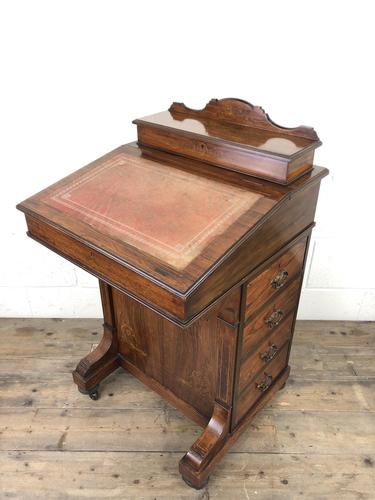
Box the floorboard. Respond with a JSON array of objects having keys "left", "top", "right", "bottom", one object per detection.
[{"left": 0, "top": 319, "right": 374, "bottom": 499}]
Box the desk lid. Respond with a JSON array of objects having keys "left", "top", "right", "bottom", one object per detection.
[
  {"left": 18, "top": 143, "right": 272, "bottom": 285},
  {"left": 18, "top": 98, "right": 328, "bottom": 325},
  {"left": 18, "top": 142, "right": 327, "bottom": 325}
]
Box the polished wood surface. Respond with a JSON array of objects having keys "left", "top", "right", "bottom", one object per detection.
[
  {"left": 186, "top": 183, "right": 321, "bottom": 321},
  {"left": 17, "top": 142, "right": 328, "bottom": 325},
  {"left": 245, "top": 237, "right": 306, "bottom": 314},
  {"left": 242, "top": 277, "right": 302, "bottom": 356},
  {"left": 168, "top": 99, "right": 320, "bottom": 141},
  {"left": 239, "top": 315, "right": 293, "bottom": 392},
  {"left": 134, "top": 99, "right": 322, "bottom": 184},
  {"left": 235, "top": 345, "right": 290, "bottom": 425},
  {"left": 113, "top": 285, "right": 240, "bottom": 421},
  {"left": 17, "top": 143, "right": 274, "bottom": 292},
  {"left": 138, "top": 111, "right": 310, "bottom": 154},
  {"left": 16, "top": 98, "right": 328, "bottom": 488}
]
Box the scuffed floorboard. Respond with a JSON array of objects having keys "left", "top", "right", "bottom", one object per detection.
[{"left": 0, "top": 319, "right": 374, "bottom": 499}]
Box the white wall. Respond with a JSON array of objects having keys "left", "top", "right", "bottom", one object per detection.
[{"left": 1, "top": 0, "right": 374, "bottom": 320}]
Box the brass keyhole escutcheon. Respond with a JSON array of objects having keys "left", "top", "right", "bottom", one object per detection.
[{"left": 196, "top": 141, "right": 208, "bottom": 153}]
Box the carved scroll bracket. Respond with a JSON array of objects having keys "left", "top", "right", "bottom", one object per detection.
[{"left": 169, "top": 98, "right": 320, "bottom": 141}]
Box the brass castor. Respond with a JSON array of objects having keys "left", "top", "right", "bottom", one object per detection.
[{"left": 79, "top": 386, "right": 100, "bottom": 400}]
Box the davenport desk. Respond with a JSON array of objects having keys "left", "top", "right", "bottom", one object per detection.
[{"left": 17, "top": 98, "right": 328, "bottom": 489}]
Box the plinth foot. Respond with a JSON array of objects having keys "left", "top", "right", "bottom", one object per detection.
[
  {"left": 179, "top": 401, "right": 230, "bottom": 489},
  {"left": 72, "top": 321, "right": 119, "bottom": 395}
]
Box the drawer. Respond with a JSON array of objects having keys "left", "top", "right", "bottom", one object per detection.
[
  {"left": 245, "top": 239, "right": 306, "bottom": 318},
  {"left": 235, "top": 342, "right": 289, "bottom": 425},
  {"left": 238, "top": 314, "right": 293, "bottom": 394},
  {"left": 242, "top": 277, "right": 300, "bottom": 358}
]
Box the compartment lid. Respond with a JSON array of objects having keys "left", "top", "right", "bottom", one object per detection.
[{"left": 133, "top": 98, "right": 322, "bottom": 184}]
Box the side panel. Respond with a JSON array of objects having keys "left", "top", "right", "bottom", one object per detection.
[
  {"left": 112, "top": 287, "right": 241, "bottom": 420},
  {"left": 186, "top": 181, "right": 321, "bottom": 320},
  {"left": 25, "top": 215, "right": 185, "bottom": 320}
]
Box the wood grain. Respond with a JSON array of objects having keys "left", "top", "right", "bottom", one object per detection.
[
  {"left": 14, "top": 104, "right": 329, "bottom": 488},
  {"left": 112, "top": 286, "right": 240, "bottom": 421},
  {"left": 242, "top": 278, "right": 301, "bottom": 356},
  {"left": 2, "top": 452, "right": 374, "bottom": 499},
  {"left": 1, "top": 319, "right": 374, "bottom": 498},
  {"left": 238, "top": 318, "right": 293, "bottom": 393},
  {"left": 17, "top": 142, "right": 328, "bottom": 325},
  {"left": 134, "top": 98, "right": 322, "bottom": 184},
  {"left": 245, "top": 238, "right": 306, "bottom": 314}
]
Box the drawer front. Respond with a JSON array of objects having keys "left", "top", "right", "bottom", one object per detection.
[
  {"left": 238, "top": 314, "right": 293, "bottom": 394},
  {"left": 245, "top": 239, "right": 306, "bottom": 318},
  {"left": 242, "top": 277, "right": 301, "bottom": 358},
  {"left": 235, "top": 342, "right": 289, "bottom": 425}
]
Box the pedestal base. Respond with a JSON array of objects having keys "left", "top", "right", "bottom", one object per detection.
[{"left": 71, "top": 279, "right": 290, "bottom": 489}]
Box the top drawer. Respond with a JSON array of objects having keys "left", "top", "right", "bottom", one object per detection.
[{"left": 245, "top": 238, "right": 307, "bottom": 318}]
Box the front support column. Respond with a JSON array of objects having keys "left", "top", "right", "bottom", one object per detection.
[{"left": 72, "top": 281, "right": 119, "bottom": 399}]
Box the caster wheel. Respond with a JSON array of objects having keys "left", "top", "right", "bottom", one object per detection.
[
  {"left": 78, "top": 386, "right": 100, "bottom": 400},
  {"left": 182, "top": 476, "right": 209, "bottom": 490},
  {"left": 89, "top": 389, "right": 99, "bottom": 400}
]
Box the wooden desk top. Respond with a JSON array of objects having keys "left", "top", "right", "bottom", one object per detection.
[
  {"left": 27, "top": 145, "right": 263, "bottom": 271},
  {"left": 17, "top": 142, "right": 327, "bottom": 299}
]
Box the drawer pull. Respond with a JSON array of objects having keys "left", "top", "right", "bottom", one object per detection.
[
  {"left": 256, "top": 374, "right": 273, "bottom": 392},
  {"left": 271, "top": 270, "right": 289, "bottom": 289},
  {"left": 265, "top": 309, "right": 284, "bottom": 328},
  {"left": 260, "top": 344, "right": 279, "bottom": 363}
]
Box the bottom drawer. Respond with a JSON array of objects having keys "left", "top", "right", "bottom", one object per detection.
[{"left": 234, "top": 342, "right": 289, "bottom": 426}]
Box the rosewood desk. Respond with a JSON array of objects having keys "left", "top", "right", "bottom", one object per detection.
[{"left": 17, "top": 98, "right": 328, "bottom": 489}]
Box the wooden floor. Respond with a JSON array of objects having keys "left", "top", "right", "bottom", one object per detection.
[{"left": 0, "top": 319, "right": 374, "bottom": 499}]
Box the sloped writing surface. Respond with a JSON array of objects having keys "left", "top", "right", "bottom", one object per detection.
[{"left": 44, "top": 151, "right": 261, "bottom": 270}]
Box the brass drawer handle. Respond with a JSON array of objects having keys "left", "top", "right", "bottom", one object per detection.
[
  {"left": 271, "top": 270, "right": 289, "bottom": 289},
  {"left": 265, "top": 309, "right": 284, "bottom": 328},
  {"left": 260, "top": 344, "right": 279, "bottom": 363},
  {"left": 256, "top": 374, "right": 273, "bottom": 392}
]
